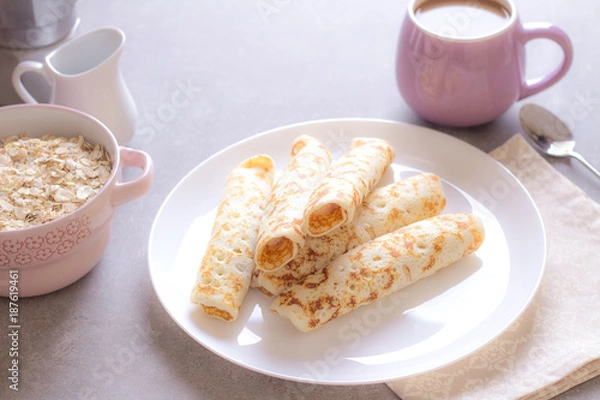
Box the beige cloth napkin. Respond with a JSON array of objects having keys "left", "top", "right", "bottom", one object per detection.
[{"left": 387, "top": 134, "right": 600, "bottom": 400}]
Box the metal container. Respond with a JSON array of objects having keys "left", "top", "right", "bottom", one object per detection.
[{"left": 0, "top": 0, "right": 78, "bottom": 49}]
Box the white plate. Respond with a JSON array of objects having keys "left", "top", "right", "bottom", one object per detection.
[{"left": 148, "top": 119, "right": 545, "bottom": 385}]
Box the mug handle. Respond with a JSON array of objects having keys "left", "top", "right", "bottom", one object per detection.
[
  {"left": 12, "top": 61, "right": 53, "bottom": 104},
  {"left": 518, "top": 22, "right": 573, "bottom": 100},
  {"left": 112, "top": 147, "right": 154, "bottom": 207}
]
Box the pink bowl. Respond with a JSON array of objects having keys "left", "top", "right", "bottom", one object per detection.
[{"left": 0, "top": 104, "right": 153, "bottom": 297}]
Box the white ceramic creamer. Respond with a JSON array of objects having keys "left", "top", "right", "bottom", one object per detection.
[{"left": 12, "top": 27, "right": 138, "bottom": 144}]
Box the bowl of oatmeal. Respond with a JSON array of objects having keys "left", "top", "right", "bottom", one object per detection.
[{"left": 0, "top": 104, "right": 153, "bottom": 297}]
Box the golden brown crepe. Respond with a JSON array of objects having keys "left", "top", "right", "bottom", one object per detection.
[
  {"left": 302, "top": 137, "right": 395, "bottom": 237},
  {"left": 254, "top": 135, "right": 331, "bottom": 272},
  {"left": 271, "top": 212, "right": 485, "bottom": 332},
  {"left": 252, "top": 173, "right": 446, "bottom": 295},
  {"left": 190, "top": 155, "right": 274, "bottom": 322}
]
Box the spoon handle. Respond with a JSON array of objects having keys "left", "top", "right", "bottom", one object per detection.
[{"left": 570, "top": 151, "right": 600, "bottom": 179}]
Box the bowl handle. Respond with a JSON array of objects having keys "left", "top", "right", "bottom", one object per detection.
[{"left": 112, "top": 147, "right": 154, "bottom": 207}]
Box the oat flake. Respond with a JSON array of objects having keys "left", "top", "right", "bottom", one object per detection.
[{"left": 0, "top": 134, "right": 112, "bottom": 231}]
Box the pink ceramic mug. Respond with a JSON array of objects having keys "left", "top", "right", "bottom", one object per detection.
[
  {"left": 0, "top": 104, "right": 153, "bottom": 297},
  {"left": 396, "top": 0, "right": 573, "bottom": 127}
]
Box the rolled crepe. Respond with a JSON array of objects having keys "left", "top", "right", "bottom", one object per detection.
[
  {"left": 303, "top": 137, "right": 395, "bottom": 237},
  {"left": 253, "top": 173, "right": 446, "bottom": 295},
  {"left": 190, "top": 155, "right": 274, "bottom": 322},
  {"left": 254, "top": 135, "right": 331, "bottom": 272},
  {"left": 271, "top": 212, "right": 485, "bottom": 332}
]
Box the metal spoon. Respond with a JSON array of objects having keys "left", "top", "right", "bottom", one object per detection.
[{"left": 519, "top": 103, "right": 600, "bottom": 179}]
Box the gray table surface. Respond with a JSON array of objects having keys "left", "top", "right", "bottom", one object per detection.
[{"left": 1, "top": 0, "right": 599, "bottom": 399}]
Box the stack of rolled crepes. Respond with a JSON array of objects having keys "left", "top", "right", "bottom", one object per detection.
[{"left": 190, "top": 135, "right": 485, "bottom": 331}]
